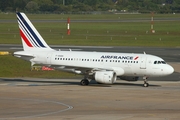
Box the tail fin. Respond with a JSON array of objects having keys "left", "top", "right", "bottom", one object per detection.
[{"left": 16, "top": 12, "right": 53, "bottom": 51}]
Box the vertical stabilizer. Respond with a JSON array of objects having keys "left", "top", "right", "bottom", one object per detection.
[{"left": 16, "top": 12, "right": 53, "bottom": 51}]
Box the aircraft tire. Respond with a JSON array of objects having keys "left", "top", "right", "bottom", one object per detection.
[
  {"left": 80, "top": 79, "right": 89, "bottom": 86},
  {"left": 143, "top": 83, "right": 149, "bottom": 87}
]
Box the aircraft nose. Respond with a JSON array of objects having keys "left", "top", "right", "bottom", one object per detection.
[{"left": 165, "top": 65, "right": 174, "bottom": 75}]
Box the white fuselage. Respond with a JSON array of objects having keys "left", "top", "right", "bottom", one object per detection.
[{"left": 14, "top": 50, "right": 174, "bottom": 77}]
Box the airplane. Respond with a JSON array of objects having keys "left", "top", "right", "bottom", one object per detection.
[{"left": 14, "top": 12, "right": 174, "bottom": 87}]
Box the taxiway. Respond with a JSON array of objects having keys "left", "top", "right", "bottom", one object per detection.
[{"left": 0, "top": 78, "right": 180, "bottom": 120}]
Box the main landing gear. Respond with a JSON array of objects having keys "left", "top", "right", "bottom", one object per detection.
[
  {"left": 80, "top": 78, "right": 89, "bottom": 86},
  {"left": 143, "top": 76, "right": 149, "bottom": 87}
]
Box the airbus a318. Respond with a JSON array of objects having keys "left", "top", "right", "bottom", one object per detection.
[{"left": 14, "top": 12, "right": 174, "bottom": 87}]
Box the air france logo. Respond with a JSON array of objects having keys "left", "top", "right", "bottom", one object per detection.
[
  {"left": 134, "top": 56, "right": 139, "bottom": 60},
  {"left": 101, "top": 55, "right": 139, "bottom": 60}
]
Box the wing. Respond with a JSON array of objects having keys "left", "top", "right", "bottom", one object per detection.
[{"left": 48, "top": 64, "right": 124, "bottom": 76}]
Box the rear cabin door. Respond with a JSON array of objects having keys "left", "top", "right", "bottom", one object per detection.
[{"left": 46, "top": 53, "right": 52, "bottom": 64}]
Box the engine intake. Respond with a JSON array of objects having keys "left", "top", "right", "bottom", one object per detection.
[{"left": 95, "top": 71, "right": 116, "bottom": 84}]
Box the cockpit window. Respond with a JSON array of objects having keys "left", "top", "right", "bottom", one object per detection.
[
  {"left": 154, "top": 61, "right": 166, "bottom": 64},
  {"left": 161, "top": 61, "right": 166, "bottom": 64},
  {"left": 158, "top": 61, "right": 161, "bottom": 64}
]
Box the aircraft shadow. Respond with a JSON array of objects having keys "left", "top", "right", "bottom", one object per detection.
[
  {"left": 0, "top": 78, "right": 79, "bottom": 86},
  {"left": 114, "top": 82, "right": 161, "bottom": 87},
  {"left": 0, "top": 78, "right": 161, "bottom": 87}
]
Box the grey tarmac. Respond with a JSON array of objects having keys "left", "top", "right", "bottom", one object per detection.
[{"left": 0, "top": 77, "right": 180, "bottom": 120}]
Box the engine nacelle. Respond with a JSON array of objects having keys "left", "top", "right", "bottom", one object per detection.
[
  {"left": 95, "top": 71, "right": 116, "bottom": 84},
  {"left": 119, "top": 76, "right": 139, "bottom": 81}
]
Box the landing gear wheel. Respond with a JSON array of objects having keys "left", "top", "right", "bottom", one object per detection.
[
  {"left": 80, "top": 79, "right": 89, "bottom": 86},
  {"left": 143, "top": 76, "right": 149, "bottom": 87},
  {"left": 143, "top": 83, "right": 149, "bottom": 87}
]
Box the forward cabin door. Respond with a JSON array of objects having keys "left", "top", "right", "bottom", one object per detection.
[{"left": 140, "top": 56, "right": 147, "bottom": 69}]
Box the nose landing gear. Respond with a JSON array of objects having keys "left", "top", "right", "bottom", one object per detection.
[{"left": 143, "top": 76, "right": 149, "bottom": 87}]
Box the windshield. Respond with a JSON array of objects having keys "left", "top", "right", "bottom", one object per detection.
[{"left": 154, "top": 61, "right": 166, "bottom": 64}]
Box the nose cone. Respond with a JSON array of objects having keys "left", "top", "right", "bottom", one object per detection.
[{"left": 165, "top": 65, "right": 174, "bottom": 75}]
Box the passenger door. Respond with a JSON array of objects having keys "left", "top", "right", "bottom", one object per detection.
[{"left": 140, "top": 56, "right": 146, "bottom": 69}]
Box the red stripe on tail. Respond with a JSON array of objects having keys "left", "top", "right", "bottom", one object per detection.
[{"left": 20, "top": 29, "right": 33, "bottom": 47}]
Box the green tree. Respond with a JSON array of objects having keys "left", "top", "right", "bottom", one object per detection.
[
  {"left": 0, "top": 0, "right": 13, "bottom": 11},
  {"left": 33, "top": 0, "right": 53, "bottom": 12},
  {"left": 25, "top": 1, "right": 39, "bottom": 12},
  {"left": 0, "top": 0, "right": 180, "bottom": 13},
  {"left": 14, "top": 0, "right": 27, "bottom": 11}
]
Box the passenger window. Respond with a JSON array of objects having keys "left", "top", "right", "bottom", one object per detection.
[
  {"left": 154, "top": 61, "right": 157, "bottom": 64},
  {"left": 158, "top": 61, "right": 161, "bottom": 64}
]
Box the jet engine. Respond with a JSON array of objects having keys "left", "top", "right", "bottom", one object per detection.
[
  {"left": 95, "top": 71, "right": 116, "bottom": 84},
  {"left": 119, "top": 76, "right": 139, "bottom": 81}
]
